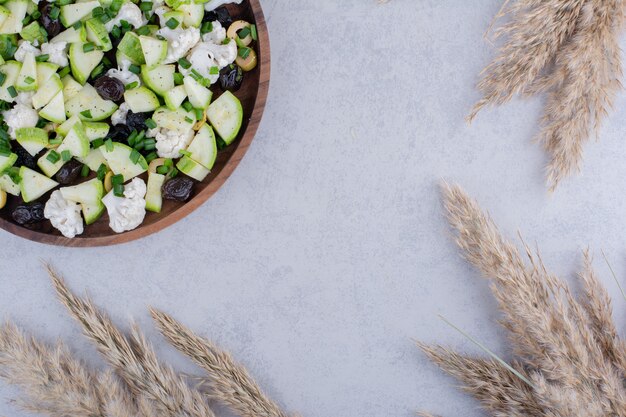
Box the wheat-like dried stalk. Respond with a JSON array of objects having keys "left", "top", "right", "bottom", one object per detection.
[
  {"left": 150, "top": 308, "right": 291, "bottom": 417},
  {"left": 47, "top": 265, "right": 216, "bottom": 417},
  {"left": 467, "top": 0, "right": 586, "bottom": 121},
  {"left": 539, "top": 0, "right": 625, "bottom": 190},
  {"left": 419, "top": 183, "right": 626, "bottom": 416}
]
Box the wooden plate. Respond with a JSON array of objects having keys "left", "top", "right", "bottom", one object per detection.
[{"left": 0, "top": 0, "right": 269, "bottom": 246}]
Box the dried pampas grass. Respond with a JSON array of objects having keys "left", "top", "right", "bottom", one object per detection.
[
  {"left": 0, "top": 266, "right": 294, "bottom": 417},
  {"left": 470, "top": 0, "right": 626, "bottom": 190},
  {"left": 418, "top": 183, "right": 626, "bottom": 416}
]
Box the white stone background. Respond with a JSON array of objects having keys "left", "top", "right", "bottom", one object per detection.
[{"left": 3, "top": 1, "right": 626, "bottom": 416}]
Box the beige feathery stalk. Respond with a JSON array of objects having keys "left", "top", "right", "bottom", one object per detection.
[
  {"left": 150, "top": 308, "right": 292, "bottom": 417},
  {"left": 47, "top": 265, "right": 217, "bottom": 417},
  {"left": 539, "top": 0, "right": 625, "bottom": 190},
  {"left": 467, "top": 0, "right": 586, "bottom": 121},
  {"left": 0, "top": 321, "right": 152, "bottom": 417},
  {"left": 419, "top": 183, "right": 626, "bottom": 416}
]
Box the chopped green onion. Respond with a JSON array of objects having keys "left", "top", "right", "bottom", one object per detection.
[
  {"left": 139, "top": 1, "right": 152, "bottom": 11},
  {"left": 181, "top": 101, "right": 193, "bottom": 112},
  {"left": 113, "top": 183, "right": 124, "bottom": 197},
  {"left": 179, "top": 149, "right": 191, "bottom": 157},
  {"left": 135, "top": 25, "right": 150, "bottom": 35},
  {"left": 92, "top": 138, "right": 104, "bottom": 148},
  {"left": 178, "top": 57, "right": 191, "bottom": 69},
  {"left": 47, "top": 150, "right": 60, "bottom": 163},
  {"left": 127, "top": 129, "right": 138, "bottom": 146},
  {"left": 165, "top": 17, "right": 179, "bottom": 29},
  {"left": 222, "top": 38, "right": 231, "bottom": 45},
  {"left": 80, "top": 164, "right": 90, "bottom": 177},
  {"left": 35, "top": 54, "right": 49, "bottom": 62},
  {"left": 61, "top": 149, "right": 71, "bottom": 162},
  {"left": 80, "top": 109, "right": 92, "bottom": 118},
  {"left": 96, "top": 163, "right": 107, "bottom": 180},
  {"left": 0, "top": 72, "right": 6, "bottom": 87},
  {"left": 21, "top": 16, "right": 30, "bottom": 25},
  {"left": 91, "top": 6, "right": 104, "bottom": 17},
  {"left": 111, "top": 173, "right": 124, "bottom": 185},
  {"left": 49, "top": 6, "right": 60, "bottom": 19},
  {"left": 129, "top": 148, "right": 141, "bottom": 164},
  {"left": 110, "top": 0, "right": 122, "bottom": 12},
  {"left": 163, "top": 158, "right": 173, "bottom": 167},
  {"left": 72, "top": 21, "right": 82, "bottom": 30},
  {"left": 238, "top": 47, "right": 251, "bottom": 59},
  {"left": 145, "top": 118, "right": 156, "bottom": 129},
  {"left": 238, "top": 27, "right": 250, "bottom": 39},
  {"left": 125, "top": 81, "right": 138, "bottom": 90},
  {"left": 194, "top": 108, "right": 202, "bottom": 120},
  {"left": 56, "top": 0, "right": 72, "bottom": 6},
  {"left": 209, "top": 66, "right": 219, "bottom": 75},
  {"left": 145, "top": 151, "right": 157, "bottom": 163},
  {"left": 99, "top": 13, "right": 111, "bottom": 23},
  {"left": 156, "top": 165, "right": 168, "bottom": 175},
  {"left": 90, "top": 63, "right": 104, "bottom": 78},
  {"left": 200, "top": 21, "right": 213, "bottom": 34},
  {"left": 83, "top": 43, "right": 95, "bottom": 52},
  {"left": 105, "top": 138, "right": 114, "bottom": 152},
  {"left": 173, "top": 72, "right": 183, "bottom": 85},
  {"left": 58, "top": 66, "right": 70, "bottom": 78},
  {"left": 24, "top": 76, "right": 34, "bottom": 84},
  {"left": 7, "top": 86, "right": 17, "bottom": 98},
  {"left": 0, "top": 147, "right": 10, "bottom": 157},
  {"left": 128, "top": 64, "right": 140, "bottom": 74},
  {"left": 184, "top": 116, "right": 193, "bottom": 124},
  {"left": 169, "top": 167, "right": 178, "bottom": 178},
  {"left": 49, "top": 137, "right": 63, "bottom": 145},
  {"left": 138, "top": 158, "right": 148, "bottom": 170},
  {"left": 31, "top": 10, "right": 41, "bottom": 19},
  {"left": 111, "top": 25, "right": 121, "bottom": 38}
]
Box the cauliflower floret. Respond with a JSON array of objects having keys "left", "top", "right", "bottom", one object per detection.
[
  {"left": 14, "top": 40, "right": 40, "bottom": 62},
  {"left": 105, "top": 2, "right": 147, "bottom": 31},
  {"left": 182, "top": 39, "right": 236, "bottom": 83},
  {"left": 40, "top": 41, "right": 68, "bottom": 67},
  {"left": 201, "top": 20, "right": 226, "bottom": 44},
  {"left": 44, "top": 191, "right": 84, "bottom": 238},
  {"left": 15, "top": 92, "right": 33, "bottom": 107},
  {"left": 3, "top": 104, "right": 39, "bottom": 138},
  {"left": 111, "top": 102, "right": 130, "bottom": 126},
  {"left": 154, "top": 5, "right": 171, "bottom": 27},
  {"left": 106, "top": 57, "right": 141, "bottom": 86},
  {"left": 102, "top": 178, "right": 147, "bottom": 233},
  {"left": 154, "top": 128, "right": 194, "bottom": 158},
  {"left": 204, "top": 0, "right": 242, "bottom": 12},
  {"left": 157, "top": 27, "right": 200, "bottom": 63}
]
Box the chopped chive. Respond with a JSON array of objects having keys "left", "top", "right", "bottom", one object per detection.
[
  {"left": 111, "top": 173, "right": 124, "bottom": 185},
  {"left": 165, "top": 17, "right": 179, "bottom": 29},
  {"left": 125, "top": 81, "right": 138, "bottom": 90},
  {"left": 145, "top": 118, "right": 156, "bottom": 129},
  {"left": 135, "top": 130, "right": 145, "bottom": 142},
  {"left": 194, "top": 108, "right": 202, "bottom": 120},
  {"left": 238, "top": 27, "right": 250, "bottom": 39},
  {"left": 181, "top": 101, "right": 192, "bottom": 112},
  {"left": 56, "top": 0, "right": 71, "bottom": 6},
  {"left": 127, "top": 129, "right": 138, "bottom": 146},
  {"left": 250, "top": 24, "right": 257, "bottom": 40},
  {"left": 200, "top": 21, "right": 212, "bottom": 34},
  {"left": 143, "top": 142, "right": 155, "bottom": 151},
  {"left": 0, "top": 147, "right": 10, "bottom": 157},
  {"left": 129, "top": 148, "right": 141, "bottom": 164},
  {"left": 113, "top": 182, "right": 124, "bottom": 196},
  {"left": 138, "top": 158, "right": 148, "bottom": 170},
  {"left": 156, "top": 34, "right": 165, "bottom": 41},
  {"left": 91, "top": 6, "right": 104, "bottom": 17},
  {"left": 7, "top": 86, "right": 17, "bottom": 98},
  {"left": 96, "top": 164, "right": 107, "bottom": 180},
  {"left": 80, "top": 109, "right": 92, "bottom": 118},
  {"left": 0, "top": 72, "right": 6, "bottom": 87},
  {"left": 145, "top": 151, "right": 157, "bottom": 163},
  {"left": 156, "top": 165, "right": 168, "bottom": 175},
  {"left": 21, "top": 16, "right": 30, "bottom": 25},
  {"left": 58, "top": 66, "right": 70, "bottom": 78},
  {"left": 105, "top": 138, "right": 114, "bottom": 152},
  {"left": 173, "top": 72, "right": 183, "bottom": 85},
  {"left": 169, "top": 167, "right": 178, "bottom": 178},
  {"left": 49, "top": 137, "right": 63, "bottom": 144},
  {"left": 133, "top": 139, "right": 144, "bottom": 150},
  {"left": 24, "top": 76, "right": 34, "bottom": 85},
  {"left": 135, "top": 25, "right": 150, "bottom": 35},
  {"left": 111, "top": 25, "right": 121, "bottom": 38},
  {"left": 184, "top": 116, "right": 193, "bottom": 124},
  {"left": 90, "top": 63, "right": 104, "bottom": 78},
  {"left": 49, "top": 6, "right": 60, "bottom": 19},
  {"left": 92, "top": 138, "right": 104, "bottom": 148},
  {"left": 61, "top": 149, "right": 71, "bottom": 161},
  {"left": 177, "top": 57, "right": 191, "bottom": 69},
  {"left": 222, "top": 38, "right": 230, "bottom": 45},
  {"left": 46, "top": 150, "right": 60, "bottom": 163},
  {"left": 31, "top": 10, "right": 41, "bottom": 19},
  {"left": 99, "top": 13, "right": 111, "bottom": 23},
  {"left": 128, "top": 64, "right": 140, "bottom": 74},
  {"left": 139, "top": 1, "right": 152, "bottom": 11},
  {"left": 72, "top": 21, "right": 82, "bottom": 30},
  {"left": 80, "top": 164, "right": 90, "bottom": 177},
  {"left": 110, "top": 0, "right": 122, "bottom": 12},
  {"left": 238, "top": 47, "right": 251, "bottom": 59},
  {"left": 35, "top": 54, "right": 49, "bottom": 62},
  {"left": 83, "top": 43, "right": 95, "bottom": 52},
  {"left": 209, "top": 66, "right": 219, "bottom": 75}
]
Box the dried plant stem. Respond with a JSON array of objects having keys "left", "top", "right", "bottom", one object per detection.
[
  {"left": 47, "top": 265, "right": 216, "bottom": 417},
  {"left": 151, "top": 309, "right": 291, "bottom": 417},
  {"left": 468, "top": 0, "right": 586, "bottom": 121}
]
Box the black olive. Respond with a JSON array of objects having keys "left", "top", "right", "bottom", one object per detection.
[
  {"left": 13, "top": 143, "right": 37, "bottom": 170},
  {"left": 12, "top": 202, "right": 45, "bottom": 225},
  {"left": 219, "top": 64, "right": 244, "bottom": 91},
  {"left": 106, "top": 124, "right": 130, "bottom": 142},
  {"left": 203, "top": 7, "right": 232, "bottom": 27},
  {"left": 38, "top": 2, "right": 61, "bottom": 38},
  {"left": 125, "top": 111, "right": 151, "bottom": 132},
  {"left": 54, "top": 159, "right": 83, "bottom": 185},
  {"left": 162, "top": 177, "right": 195, "bottom": 201},
  {"left": 94, "top": 76, "right": 125, "bottom": 102}
]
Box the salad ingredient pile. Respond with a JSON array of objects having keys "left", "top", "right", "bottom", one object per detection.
[{"left": 0, "top": 0, "right": 259, "bottom": 238}]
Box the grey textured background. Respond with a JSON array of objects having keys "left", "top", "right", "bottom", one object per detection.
[{"left": 3, "top": 1, "right": 626, "bottom": 416}]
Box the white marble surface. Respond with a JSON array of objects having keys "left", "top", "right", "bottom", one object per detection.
[{"left": 3, "top": 1, "right": 626, "bottom": 416}]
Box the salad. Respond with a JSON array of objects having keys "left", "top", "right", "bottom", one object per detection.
[{"left": 0, "top": 0, "right": 259, "bottom": 238}]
